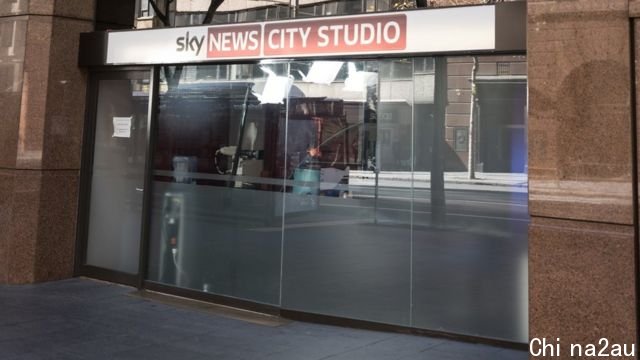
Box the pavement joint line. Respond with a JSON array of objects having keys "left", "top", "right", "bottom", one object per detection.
[
  {"left": 129, "top": 289, "right": 289, "bottom": 327},
  {"left": 412, "top": 338, "right": 449, "bottom": 355}
]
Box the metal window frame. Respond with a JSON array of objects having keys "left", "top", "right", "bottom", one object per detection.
[{"left": 75, "top": 66, "right": 155, "bottom": 288}]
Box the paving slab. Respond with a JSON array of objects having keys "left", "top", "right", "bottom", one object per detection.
[{"left": 0, "top": 278, "right": 527, "bottom": 360}]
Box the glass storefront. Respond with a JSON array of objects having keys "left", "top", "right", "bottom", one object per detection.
[
  {"left": 147, "top": 64, "right": 286, "bottom": 304},
  {"left": 141, "top": 55, "right": 528, "bottom": 342},
  {"left": 85, "top": 75, "right": 150, "bottom": 274}
]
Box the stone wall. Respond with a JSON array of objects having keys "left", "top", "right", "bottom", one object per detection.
[
  {"left": 528, "top": 0, "right": 637, "bottom": 358},
  {"left": 0, "top": 0, "right": 95, "bottom": 284}
]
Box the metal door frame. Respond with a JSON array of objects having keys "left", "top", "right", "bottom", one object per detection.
[{"left": 75, "top": 67, "right": 157, "bottom": 287}]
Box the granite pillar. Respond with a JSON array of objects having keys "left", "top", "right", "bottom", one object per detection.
[
  {"left": 528, "top": 0, "right": 637, "bottom": 357},
  {"left": 529, "top": 218, "right": 636, "bottom": 356},
  {"left": 0, "top": 0, "right": 95, "bottom": 284}
]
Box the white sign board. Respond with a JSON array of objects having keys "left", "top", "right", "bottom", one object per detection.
[
  {"left": 113, "top": 117, "right": 132, "bottom": 138},
  {"left": 106, "top": 6, "right": 495, "bottom": 65}
]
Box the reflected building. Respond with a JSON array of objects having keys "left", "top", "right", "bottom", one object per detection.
[{"left": 0, "top": 0, "right": 27, "bottom": 130}]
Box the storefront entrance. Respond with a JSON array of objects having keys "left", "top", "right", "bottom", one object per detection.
[
  {"left": 76, "top": 3, "right": 528, "bottom": 346},
  {"left": 77, "top": 70, "right": 151, "bottom": 285}
]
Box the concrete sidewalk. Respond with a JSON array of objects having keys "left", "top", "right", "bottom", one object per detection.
[{"left": 0, "top": 278, "right": 527, "bottom": 360}]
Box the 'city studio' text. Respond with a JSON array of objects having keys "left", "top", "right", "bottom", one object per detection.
[
  {"left": 174, "top": 13, "right": 407, "bottom": 59},
  {"left": 530, "top": 338, "right": 636, "bottom": 358}
]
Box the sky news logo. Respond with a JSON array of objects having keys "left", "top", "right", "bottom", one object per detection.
[{"left": 175, "top": 14, "right": 407, "bottom": 59}]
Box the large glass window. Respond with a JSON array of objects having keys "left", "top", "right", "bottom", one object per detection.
[
  {"left": 0, "top": 0, "right": 27, "bottom": 15},
  {"left": 86, "top": 76, "right": 150, "bottom": 274},
  {"left": 410, "top": 56, "right": 528, "bottom": 342},
  {"left": 280, "top": 59, "right": 412, "bottom": 325},
  {"left": 146, "top": 63, "right": 286, "bottom": 305},
  {"left": 138, "top": 0, "right": 154, "bottom": 18},
  {"left": 145, "top": 55, "right": 528, "bottom": 342}
]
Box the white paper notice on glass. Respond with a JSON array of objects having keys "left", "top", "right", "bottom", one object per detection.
[{"left": 113, "top": 116, "right": 132, "bottom": 138}]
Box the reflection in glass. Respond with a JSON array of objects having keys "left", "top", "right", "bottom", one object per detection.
[
  {"left": 145, "top": 56, "right": 529, "bottom": 342},
  {"left": 147, "top": 64, "right": 287, "bottom": 305},
  {"left": 0, "top": 18, "right": 26, "bottom": 94},
  {"left": 411, "top": 56, "right": 528, "bottom": 342},
  {"left": 281, "top": 59, "right": 412, "bottom": 326},
  {"left": 0, "top": 16, "right": 26, "bottom": 152}
]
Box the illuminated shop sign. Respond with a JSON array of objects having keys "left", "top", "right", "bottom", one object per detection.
[
  {"left": 105, "top": 6, "right": 497, "bottom": 65},
  {"left": 261, "top": 15, "right": 406, "bottom": 56}
]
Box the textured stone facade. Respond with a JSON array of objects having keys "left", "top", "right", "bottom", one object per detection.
[
  {"left": 0, "top": 0, "right": 94, "bottom": 284},
  {"left": 528, "top": 0, "right": 638, "bottom": 358}
]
